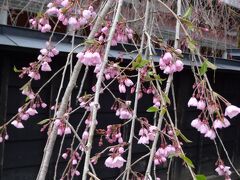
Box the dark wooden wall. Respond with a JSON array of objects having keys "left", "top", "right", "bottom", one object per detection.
[{"left": 0, "top": 48, "right": 240, "bottom": 180}]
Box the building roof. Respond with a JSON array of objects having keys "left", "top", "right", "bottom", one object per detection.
[{"left": 1, "top": 24, "right": 240, "bottom": 72}]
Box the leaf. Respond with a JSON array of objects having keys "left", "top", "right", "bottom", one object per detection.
[
  {"left": 176, "top": 129, "right": 192, "bottom": 143},
  {"left": 132, "top": 54, "right": 149, "bottom": 69},
  {"left": 187, "top": 38, "right": 197, "bottom": 52},
  {"left": 180, "top": 18, "right": 194, "bottom": 31},
  {"left": 146, "top": 106, "right": 159, "bottom": 113},
  {"left": 179, "top": 153, "right": 195, "bottom": 168},
  {"left": 199, "top": 59, "right": 217, "bottom": 76},
  {"left": 154, "top": 74, "right": 166, "bottom": 84},
  {"left": 84, "top": 39, "right": 97, "bottom": 45},
  {"left": 160, "top": 107, "right": 167, "bottom": 116},
  {"left": 199, "top": 61, "right": 208, "bottom": 76},
  {"left": 204, "top": 58, "right": 217, "bottom": 70},
  {"left": 38, "top": 119, "right": 50, "bottom": 125},
  {"left": 162, "top": 92, "right": 171, "bottom": 105},
  {"left": 148, "top": 71, "right": 154, "bottom": 76},
  {"left": 25, "top": 96, "right": 30, "bottom": 102},
  {"left": 195, "top": 175, "right": 207, "bottom": 180},
  {"left": 20, "top": 81, "right": 31, "bottom": 91},
  {"left": 13, "top": 66, "right": 21, "bottom": 73},
  {"left": 183, "top": 6, "right": 192, "bottom": 19}
]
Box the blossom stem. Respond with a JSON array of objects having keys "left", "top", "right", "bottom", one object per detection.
[
  {"left": 124, "top": 1, "right": 151, "bottom": 179},
  {"left": 82, "top": 1, "right": 123, "bottom": 179}
]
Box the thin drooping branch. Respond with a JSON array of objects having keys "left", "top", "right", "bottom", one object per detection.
[
  {"left": 215, "top": 130, "right": 240, "bottom": 177},
  {"left": 144, "top": 0, "right": 182, "bottom": 178},
  {"left": 124, "top": 1, "right": 150, "bottom": 179},
  {"left": 36, "top": 1, "right": 114, "bottom": 179},
  {"left": 144, "top": 75, "right": 173, "bottom": 179},
  {"left": 82, "top": 1, "right": 124, "bottom": 179}
]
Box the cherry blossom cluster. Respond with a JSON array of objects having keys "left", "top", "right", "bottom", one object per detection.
[
  {"left": 38, "top": 42, "right": 59, "bottom": 72},
  {"left": 94, "top": 62, "right": 120, "bottom": 80},
  {"left": 53, "top": 110, "right": 72, "bottom": 136},
  {"left": 95, "top": 22, "right": 134, "bottom": 45},
  {"left": 191, "top": 104, "right": 240, "bottom": 140},
  {"left": 191, "top": 118, "right": 216, "bottom": 140},
  {"left": 0, "top": 129, "right": 9, "bottom": 143},
  {"left": 187, "top": 82, "right": 207, "bottom": 111},
  {"left": 30, "top": 1, "right": 96, "bottom": 32},
  {"left": 105, "top": 124, "right": 123, "bottom": 144},
  {"left": 105, "top": 146, "right": 126, "bottom": 168},
  {"left": 215, "top": 160, "right": 232, "bottom": 180},
  {"left": 29, "top": 16, "right": 51, "bottom": 33},
  {"left": 159, "top": 50, "right": 184, "bottom": 74},
  {"left": 81, "top": 114, "right": 99, "bottom": 147},
  {"left": 54, "top": 119, "right": 71, "bottom": 136},
  {"left": 78, "top": 94, "right": 94, "bottom": 111},
  {"left": 154, "top": 144, "right": 176, "bottom": 165},
  {"left": 46, "top": 2, "right": 96, "bottom": 30},
  {"left": 77, "top": 51, "right": 102, "bottom": 66},
  {"left": 19, "top": 42, "right": 59, "bottom": 81},
  {"left": 11, "top": 95, "right": 47, "bottom": 129},
  {"left": 138, "top": 118, "right": 157, "bottom": 144},
  {"left": 85, "top": 114, "right": 98, "bottom": 129},
  {"left": 62, "top": 149, "right": 81, "bottom": 177},
  {"left": 118, "top": 76, "right": 134, "bottom": 93},
  {"left": 111, "top": 100, "right": 133, "bottom": 119},
  {"left": 188, "top": 79, "right": 240, "bottom": 141},
  {"left": 96, "top": 124, "right": 123, "bottom": 147}
]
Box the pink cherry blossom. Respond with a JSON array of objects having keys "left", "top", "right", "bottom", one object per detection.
[
  {"left": 4, "top": 134, "right": 9, "bottom": 140},
  {"left": 41, "top": 62, "right": 52, "bottom": 71},
  {"left": 68, "top": 17, "right": 78, "bottom": 26},
  {"left": 198, "top": 123, "right": 209, "bottom": 134},
  {"left": 162, "top": 52, "right": 173, "bottom": 64},
  {"left": 64, "top": 127, "right": 71, "bottom": 135},
  {"left": 77, "top": 51, "right": 102, "bottom": 66},
  {"left": 175, "top": 60, "right": 184, "bottom": 72},
  {"left": 223, "top": 118, "right": 230, "bottom": 128},
  {"left": 118, "top": 147, "right": 124, "bottom": 154},
  {"left": 82, "top": 131, "right": 89, "bottom": 141},
  {"left": 118, "top": 84, "right": 126, "bottom": 93},
  {"left": 11, "top": 120, "right": 24, "bottom": 128},
  {"left": 46, "top": 7, "right": 59, "bottom": 15},
  {"left": 188, "top": 97, "right": 198, "bottom": 107},
  {"left": 138, "top": 136, "right": 149, "bottom": 144},
  {"left": 204, "top": 129, "right": 216, "bottom": 140},
  {"left": 215, "top": 164, "right": 231, "bottom": 178},
  {"left": 213, "top": 119, "right": 224, "bottom": 129},
  {"left": 191, "top": 118, "right": 202, "bottom": 129},
  {"left": 213, "top": 118, "right": 230, "bottom": 129},
  {"left": 124, "top": 78, "right": 134, "bottom": 87},
  {"left": 197, "top": 100, "right": 206, "bottom": 110},
  {"left": 26, "top": 107, "right": 38, "bottom": 116},
  {"left": 105, "top": 155, "right": 126, "bottom": 168},
  {"left": 20, "top": 113, "right": 29, "bottom": 121},
  {"left": 72, "top": 159, "right": 78, "bottom": 165},
  {"left": 82, "top": 10, "right": 92, "bottom": 19},
  {"left": 41, "top": 103, "right": 47, "bottom": 108},
  {"left": 62, "top": 153, "right": 68, "bottom": 159},
  {"left": 224, "top": 105, "right": 240, "bottom": 119},
  {"left": 28, "top": 71, "right": 41, "bottom": 80},
  {"left": 61, "top": 0, "right": 69, "bottom": 7}
]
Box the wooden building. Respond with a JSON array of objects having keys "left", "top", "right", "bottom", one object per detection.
[{"left": 0, "top": 25, "right": 240, "bottom": 179}]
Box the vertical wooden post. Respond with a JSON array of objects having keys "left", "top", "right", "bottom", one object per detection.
[
  {"left": 171, "top": 73, "right": 193, "bottom": 179},
  {"left": 0, "top": 56, "right": 10, "bottom": 179},
  {"left": 237, "top": 26, "right": 240, "bottom": 48}
]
